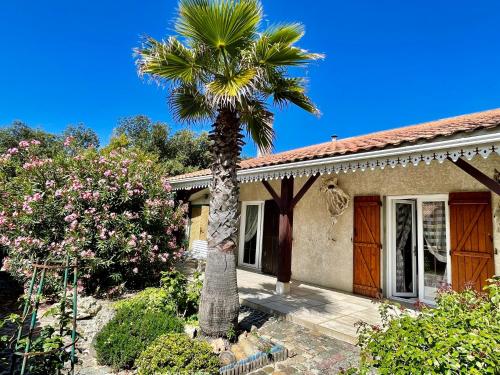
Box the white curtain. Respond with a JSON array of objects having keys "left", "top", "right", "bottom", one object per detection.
[
  {"left": 244, "top": 205, "right": 259, "bottom": 243},
  {"left": 396, "top": 204, "right": 413, "bottom": 292},
  {"left": 422, "top": 202, "right": 447, "bottom": 263}
]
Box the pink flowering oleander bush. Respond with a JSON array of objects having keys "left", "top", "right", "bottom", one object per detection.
[{"left": 0, "top": 138, "right": 188, "bottom": 295}]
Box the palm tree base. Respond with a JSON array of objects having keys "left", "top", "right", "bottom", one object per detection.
[{"left": 199, "top": 250, "right": 239, "bottom": 337}]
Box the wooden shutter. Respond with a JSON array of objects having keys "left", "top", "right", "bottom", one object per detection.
[
  {"left": 353, "top": 196, "right": 381, "bottom": 298},
  {"left": 449, "top": 192, "right": 494, "bottom": 292}
]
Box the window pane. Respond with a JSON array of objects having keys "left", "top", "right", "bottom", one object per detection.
[
  {"left": 243, "top": 205, "right": 259, "bottom": 265},
  {"left": 422, "top": 201, "right": 448, "bottom": 301},
  {"left": 395, "top": 202, "right": 415, "bottom": 294}
]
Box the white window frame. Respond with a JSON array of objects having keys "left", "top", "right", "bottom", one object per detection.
[
  {"left": 386, "top": 195, "right": 451, "bottom": 304},
  {"left": 238, "top": 201, "right": 265, "bottom": 270}
]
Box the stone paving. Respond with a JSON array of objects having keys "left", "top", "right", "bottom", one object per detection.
[{"left": 249, "top": 315, "right": 360, "bottom": 375}]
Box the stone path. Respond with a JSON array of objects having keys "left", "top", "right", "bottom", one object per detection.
[{"left": 250, "top": 316, "right": 360, "bottom": 375}]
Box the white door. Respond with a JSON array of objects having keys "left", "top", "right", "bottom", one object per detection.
[
  {"left": 239, "top": 202, "right": 264, "bottom": 269},
  {"left": 388, "top": 195, "right": 451, "bottom": 303},
  {"left": 418, "top": 200, "right": 450, "bottom": 303},
  {"left": 392, "top": 200, "right": 417, "bottom": 297}
]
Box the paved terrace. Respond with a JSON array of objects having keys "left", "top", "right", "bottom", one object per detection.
[{"left": 237, "top": 268, "right": 382, "bottom": 344}]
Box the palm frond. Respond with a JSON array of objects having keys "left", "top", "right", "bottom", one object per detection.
[
  {"left": 136, "top": 37, "right": 199, "bottom": 83},
  {"left": 254, "top": 36, "right": 323, "bottom": 67},
  {"left": 264, "top": 23, "right": 304, "bottom": 45},
  {"left": 240, "top": 99, "right": 275, "bottom": 152},
  {"left": 271, "top": 77, "right": 320, "bottom": 116},
  {"left": 169, "top": 86, "right": 215, "bottom": 122},
  {"left": 207, "top": 68, "right": 257, "bottom": 98},
  {"left": 176, "top": 0, "right": 262, "bottom": 53}
]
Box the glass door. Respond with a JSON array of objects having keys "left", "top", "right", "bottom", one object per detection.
[
  {"left": 392, "top": 200, "right": 417, "bottom": 297},
  {"left": 239, "top": 202, "right": 264, "bottom": 269},
  {"left": 419, "top": 200, "right": 449, "bottom": 302}
]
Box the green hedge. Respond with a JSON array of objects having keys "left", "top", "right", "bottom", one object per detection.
[
  {"left": 350, "top": 278, "right": 500, "bottom": 374},
  {"left": 95, "top": 305, "right": 184, "bottom": 369},
  {"left": 136, "top": 333, "right": 220, "bottom": 375}
]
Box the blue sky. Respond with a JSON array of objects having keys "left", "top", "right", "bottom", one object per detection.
[{"left": 1, "top": 1, "right": 499, "bottom": 156}]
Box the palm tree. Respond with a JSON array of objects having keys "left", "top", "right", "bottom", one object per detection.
[{"left": 136, "top": 0, "right": 322, "bottom": 337}]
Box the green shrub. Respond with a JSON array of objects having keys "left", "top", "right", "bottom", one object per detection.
[
  {"left": 136, "top": 333, "right": 220, "bottom": 375},
  {"left": 114, "top": 287, "right": 176, "bottom": 314},
  {"left": 94, "top": 305, "right": 184, "bottom": 369},
  {"left": 0, "top": 141, "right": 187, "bottom": 296},
  {"left": 160, "top": 269, "right": 203, "bottom": 318},
  {"left": 352, "top": 278, "right": 500, "bottom": 374}
]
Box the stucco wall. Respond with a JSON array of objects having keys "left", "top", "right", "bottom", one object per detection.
[{"left": 239, "top": 155, "right": 500, "bottom": 292}]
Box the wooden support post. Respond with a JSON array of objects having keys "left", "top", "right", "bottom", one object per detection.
[
  {"left": 262, "top": 180, "right": 281, "bottom": 209},
  {"left": 448, "top": 157, "right": 500, "bottom": 196},
  {"left": 261, "top": 174, "right": 319, "bottom": 288},
  {"left": 292, "top": 174, "right": 320, "bottom": 208},
  {"left": 277, "top": 177, "right": 294, "bottom": 284}
]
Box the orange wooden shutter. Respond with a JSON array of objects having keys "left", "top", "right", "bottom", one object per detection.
[
  {"left": 353, "top": 196, "right": 381, "bottom": 298},
  {"left": 449, "top": 192, "right": 494, "bottom": 292}
]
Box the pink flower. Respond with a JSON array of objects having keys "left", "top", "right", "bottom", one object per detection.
[
  {"left": 132, "top": 267, "right": 138, "bottom": 274},
  {"left": 30, "top": 139, "right": 41, "bottom": 146},
  {"left": 64, "top": 213, "right": 78, "bottom": 223},
  {"left": 55, "top": 189, "right": 63, "bottom": 197},
  {"left": 45, "top": 180, "right": 56, "bottom": 188},
  {"left": 19, "top": 140, "right": 30, "bottom": 148},
  {"left": 7, "top": 147, "right": 18, "bottom": 155},
  {"left": 104, "top": 170, "right": 112, "bottom": 177},
  {"left": 1, "top": 257, "right": 11, "bottom": 272},
  {"left": 63, "top": 136, "right": 75, "bottom": 147}
]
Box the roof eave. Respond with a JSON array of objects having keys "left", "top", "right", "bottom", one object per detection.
[{"left": 170, "top": 131, "right": 500, "bottom": 190}]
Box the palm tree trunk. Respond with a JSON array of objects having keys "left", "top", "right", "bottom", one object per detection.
[{"left": 198, "top": 109, "right": 242, "bottom": 337}]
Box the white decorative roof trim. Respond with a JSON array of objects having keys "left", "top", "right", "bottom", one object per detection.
[{"left": 171, "top": 133, "right": 500, "bottom": 190}]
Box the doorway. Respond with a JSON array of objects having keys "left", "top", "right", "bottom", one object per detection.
[
  {"left": 238, "top": 202, "right": 265, "bottom": 269},
  {"left": 238, "top": 200, "right": 280, "bottom": 273},
  {"left": 387, "top": 195, "right": 451, "bottom": 304}
]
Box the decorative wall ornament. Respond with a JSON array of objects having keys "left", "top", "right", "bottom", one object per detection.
[
  {"left": 319, "top": 177, "right": 350, "bottom": 241},
  {"left": 171, "top": 143, "right": 499, "bottom": 190}
]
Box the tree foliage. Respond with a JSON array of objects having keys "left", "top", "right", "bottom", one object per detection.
[
  {"left": 63, "top": 123, "right": 100, "bottom": 149},
  {"left": 110, "top": 115, "right": 210, "bottom": 175},
  {"left": 0, "top": 138, "right": 187, "bottom": 295},
  {"left": 135, "top": 0, "right": 323, "bottom": 152}
]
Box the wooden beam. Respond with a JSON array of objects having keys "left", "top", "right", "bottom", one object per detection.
[
  {"left": 291, "top": 173, "right": 320, "bottom": 209},
  {"left": 262, "top": 180, "right": 281, "bottom": 208},
  {"left": 277, "top": 177, "right": 294, "bottom": 283},
  {"left": 448, "top": 157, "right": 500, "bottom": 196}
]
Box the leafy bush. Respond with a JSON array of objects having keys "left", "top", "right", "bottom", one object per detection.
[
  {"left": 115, "top": 270, "right": 203, "bottom": 320},
  {"left": 351, "top": 278, "right": 500, "bottom": 374},
  {"left": 1, "top": 314, "right": 73, "bottom": 375},
  {"left": 136, "top": 333, "right": 220, "bottom": 375},
  {"left": 160, "top": 269, "right": 203, "bottom": 318},
  {"left": 0, "top": 138, "right": 188, "bottom": 295},
  {"left": 114, "top": 287, "right": 176, "bottom": 315},
  {"left": 94, "top": 304, "right": 184, "bottom": 369}
]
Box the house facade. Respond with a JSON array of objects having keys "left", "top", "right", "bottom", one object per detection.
[{"left": 172, "top": 109, "right": 500, "bottom": 305}]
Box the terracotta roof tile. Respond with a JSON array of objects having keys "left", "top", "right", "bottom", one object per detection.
[{"left": 170, "top": 108, "right": 500, "bottom": 181}]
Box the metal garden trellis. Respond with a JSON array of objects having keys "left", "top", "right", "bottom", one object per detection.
[{"left": 9, "top": 255, "right": 79, "bottom": 375}]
